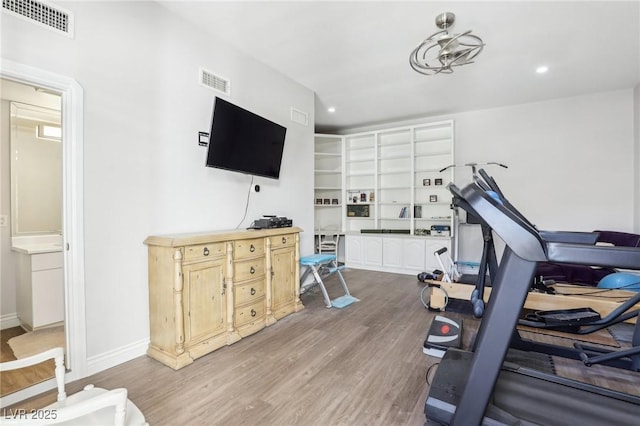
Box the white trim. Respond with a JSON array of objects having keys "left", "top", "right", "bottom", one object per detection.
[
  {"left": 1, "top": 59, "right": 87, "bottom": 382},
  {"left": 87, "top": 338, "right": 150, "bottom": 376},
  {"left": 0, "top": 313, "right": 20, "bottom": 330}
]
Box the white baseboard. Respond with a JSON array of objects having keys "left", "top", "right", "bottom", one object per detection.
[
  {"left": 86, "top": 337, "right": 150, "bottom": 376},
  {"left": 1, "top": 313, "right": 21, "bottom": 330}
]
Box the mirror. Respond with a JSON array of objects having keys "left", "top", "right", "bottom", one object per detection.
[{"left": 10, "top": 101, "right": 62, "bottom": 236}]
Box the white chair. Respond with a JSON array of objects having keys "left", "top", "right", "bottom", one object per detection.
[
  {"left": 316, "top": 228, "right": 340, "bottom": 257},
  {"left": 1, "top": 347, "right": 147, "bottom": 426}
]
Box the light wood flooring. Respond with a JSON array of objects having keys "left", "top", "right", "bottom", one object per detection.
[
  {"left": 0, "top": 327, "right": 55, "bottom": 397},
  {"left": 5, "top": 269, "right": 640, "bottom": 425}
]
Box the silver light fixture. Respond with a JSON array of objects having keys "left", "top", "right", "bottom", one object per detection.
[{"left": 410, "top": 12, "right": 484, "bottom": 75}]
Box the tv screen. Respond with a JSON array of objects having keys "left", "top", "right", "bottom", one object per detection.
[{"left": 206, "top": 98, "right": 287, "bottom": 179}]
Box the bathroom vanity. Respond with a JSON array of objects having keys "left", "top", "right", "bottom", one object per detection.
[{"left": 12, "top": 235, "right": 64, "bottom": 330}]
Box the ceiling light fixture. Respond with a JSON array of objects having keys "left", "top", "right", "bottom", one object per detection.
[
  {"left": 327, "top": 107, "right": 336, "bottom": 113},
  {"left": 410, "top": 12, "right": 484, "bottom": 75},
  {"left": 536, "top": 66, "right": 549, "bottom": 74}
]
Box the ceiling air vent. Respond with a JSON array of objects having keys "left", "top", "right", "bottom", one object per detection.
[
  {"left": 199, "top": 68, "right": 230, "bottom": 96},
  {"left": 2, "top": 0, "right": 73, "bottom": 37}
]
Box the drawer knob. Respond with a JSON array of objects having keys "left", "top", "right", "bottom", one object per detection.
[
  {"left": 250, "top": 244, "right": 255, "bottom": 252},
  {"left": 203, "top": 247, "right": 209, "bottom": 256},
  {"left": 250, "top": 287, "right": 256, "bottom": 295},
  {"left": 250, "top": 266, "right": 255, "bottom": 274},
  {"left": 251, "top": 309, "right": 257, "bottom": 317},
  {"left": 282, "top": 237, "right": 287, "bottom": 244}
]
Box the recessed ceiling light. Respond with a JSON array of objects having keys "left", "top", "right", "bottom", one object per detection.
[
  {"left": 327, "top": 107, "right": 336, "bottom": 113},
  {"left": 536, "top": 66, "right": 549, "bottom": 74}
]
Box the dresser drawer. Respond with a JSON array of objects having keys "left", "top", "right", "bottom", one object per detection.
[
  {"left": 234, "top": 238, "right": 265, "bottom": 259},
  {"left": 234, "top": 258, "right": 265, "bottom": 281},
  {"left": 183, "top": 243, "right": 225, "bottom": 261},
  {"left": 269, "top": 234, "right": 295, "bottom": 249},
  {"left": 234, "top": 280, "right": 265, "bottom": 306},
  {"left": 234, "top": 299, "right": 265, "bottom": 327}
]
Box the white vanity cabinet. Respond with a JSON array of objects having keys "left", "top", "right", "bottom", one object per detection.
[{"left": 16, "top": 250, "right": 65, "bottom": 330}]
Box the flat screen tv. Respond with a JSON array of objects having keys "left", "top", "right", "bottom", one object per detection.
[{"left": 206, "top": 98, "right": 287, "bottom": 179}]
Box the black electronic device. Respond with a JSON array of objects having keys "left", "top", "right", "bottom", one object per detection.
[
  {"left": 206, "top": 97, "right": 287, "bottom": 179},
  {"left": 249, "top": 216, "right": 292, "bottom": 230}
]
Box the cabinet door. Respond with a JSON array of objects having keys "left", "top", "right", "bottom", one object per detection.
[
  {"left": 345, "top": 235, "right": 364, "bottom": 266},
  {"left": 382, "top": 237, "right": 403, "bottom": 269},
  {"left": 363, "top": 236, "right": 383, "bottom": 266},
  {"left": 183, "top": 259, "right": 226, "bottom": 346},
  {"left": 403, "top": 238, "right": 426, "bottom": 271},
  {"left": 271, "top": 246, "right": 295, "bottom": 314}
]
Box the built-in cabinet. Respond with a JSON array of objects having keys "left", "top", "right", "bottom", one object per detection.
[
  {"left": 15, "top": 250, "right": 64, "bottom": 331},
  {"left": 345, "top": 234, "right": 451, "bottom": 275},
  {"left": 315, "top": 120, "right": 454, "bottom": 274},
  {"left": 145, "top": 228, "right": 303, "bottom": 370}
]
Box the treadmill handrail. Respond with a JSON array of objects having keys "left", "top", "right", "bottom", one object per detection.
[{"left": 546, "top": 242, "right": 640, "bottom": 270}]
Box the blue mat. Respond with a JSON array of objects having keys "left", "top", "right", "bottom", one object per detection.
[{"left": 331, "top": 295, "right": 360, "bottom": 308}]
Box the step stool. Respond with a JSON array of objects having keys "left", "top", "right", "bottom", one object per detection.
[{"left": 300, "top": 254, "right": 355, "bottom": 308}]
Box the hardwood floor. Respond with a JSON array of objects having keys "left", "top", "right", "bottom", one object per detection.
[
  {"left": 6, "top": 269, "right": 640, "bottom": 425},
  {"left": 0, "top": 327, "right": 55, "bottom": 397}
]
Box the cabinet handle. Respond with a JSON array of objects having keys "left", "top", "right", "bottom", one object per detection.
[
  {"left": 250, "top": 244, "right": 255, "bottom": 252},
  {"left": 203, "top": 247, "right": 209, "bottom": 256},
  {"left": 250, "top": 287, "right": 256, "bottom": 295},
  {"left": 282, "top": 237, "right": 287, "bottom": 244},
  {"left": 251, "top": 309, "right": 257, "bottom": 317},
  {"left": 250, "top": 266, "right": 255, "bottom": 274}
]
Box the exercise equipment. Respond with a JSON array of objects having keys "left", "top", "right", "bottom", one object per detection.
[
  {"left": 598, "top": 272, "right": 640, "bottom": 291},
  {"left": 300, "top": 254, "right": 357, "bottom": 308},
  {"left": 424, "top": 172, "right": 640, "bottom": 425}
]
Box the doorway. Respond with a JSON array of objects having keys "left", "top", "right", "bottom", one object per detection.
[{"left": 0, "top": 61, "right": 86, "bottom": 407}]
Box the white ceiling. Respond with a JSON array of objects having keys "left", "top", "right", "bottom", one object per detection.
[{"left": 157, "top": 1, "right": 640, "bottom": 132}]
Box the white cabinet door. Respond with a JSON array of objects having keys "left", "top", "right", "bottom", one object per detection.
[
  {"left": 345, "top": 235, "right": 364, "bottom": 267},
  {"left": 363, "top": 236, "right": 383, "bottom": 267},
  {"left": 403, "top": 238, "right": 427, "bottom": 271},
  {"left": 382, "top": 237, "right": 403, "bottom": 269}
]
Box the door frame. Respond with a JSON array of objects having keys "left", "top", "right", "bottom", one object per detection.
[{"left": 0, "top": 59, "right": 87, "bottom": 406}]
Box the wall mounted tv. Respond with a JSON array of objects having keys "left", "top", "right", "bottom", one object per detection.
[{"left": 206, "top": 97, "right": 287, "bottom": 179}]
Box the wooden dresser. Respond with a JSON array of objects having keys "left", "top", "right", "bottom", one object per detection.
[{"left": 144, "top": 227, "right": 304, "bottom": 369}]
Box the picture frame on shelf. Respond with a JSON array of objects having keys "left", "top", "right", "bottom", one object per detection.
[
  {"left": 429, "top": 195, "right": 438, "bottom": 203},
  {"left": 423, "top": 178, "right": 431, "bottom": 186},
  {"left": 434, "top": 178, "right": 443, "bottom": 186}
]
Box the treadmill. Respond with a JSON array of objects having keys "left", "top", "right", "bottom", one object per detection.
[{"left": 424, "top": 176, "right": 640, "bottom": 425}]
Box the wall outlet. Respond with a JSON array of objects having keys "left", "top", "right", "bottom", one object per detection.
[{"left": 0, "top": 215, "right": 7, "bottom": 227}]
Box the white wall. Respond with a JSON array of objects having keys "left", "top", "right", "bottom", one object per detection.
[
  {"left": 344, "top": 89, "right": 637, "bottom": 264},
  {"left": 454, "top": 89, "right": 635, "bottom": 262},
  {"left": 1, "top": 1, "right": 314, "bottom": 364}
]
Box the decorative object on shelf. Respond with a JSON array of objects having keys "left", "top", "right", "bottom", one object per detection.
[
  {"left": 360, "top": 192, "right": 367, "bottom": 202},
  {"left": 409, "top": 12, "right": 484, "bottom": 76},
  {"left": 414, "top": 205, "right": 422, "bottom": 218},
  {"left": 431, "top": 225, "right": 451, "bottom": 236},
  {"left": 316, "top": 198, "right": 323, "bottom": 205},
  {"left": 347, "top": 204, "right": 370, "bottom": 217},
  {"left": 415, "top": 228, "right": 431, "bottom": 236},
  {"left": 369, "top": 192, "right": 375, "bottom": 202},
  {"left": 435, "top": 178, "right": 443, "bottom": 186},
  {"left": 423, "top": 178, "right": 431, "bottom": 186},
  {"left": 332, "top": 198, "right": 339, "bottom": 205},
  {"left": 430, "top": 195, "right": 438, "bottom": 203},
  {"left": 323, "top": 198, "right": 331, "bottom": 205}
]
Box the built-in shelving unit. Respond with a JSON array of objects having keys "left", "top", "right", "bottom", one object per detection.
[
  {"left": 314, "top": 134, "right": 343, "bottom": 233},
  {"left": 314, "top": 120, "right": 454, "bottom": 275}
]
